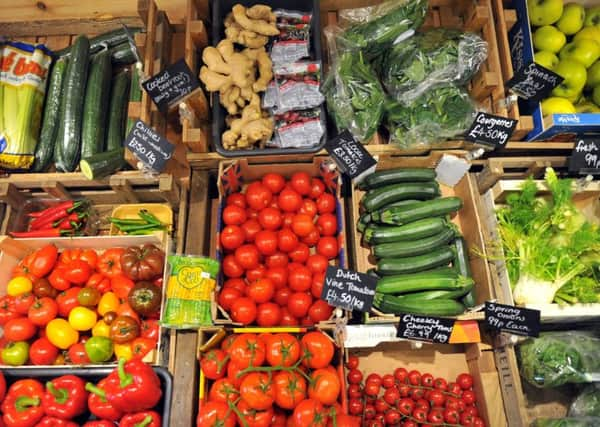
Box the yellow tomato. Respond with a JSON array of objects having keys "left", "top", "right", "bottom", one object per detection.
[
  {"left": 91, "top": 319, "right": 110, "bottom": 338},
  {"left": 7, "top": 276, "right": 32, "bottom": 296},
  {"left": 97, "top": 292, "right": 119, "bottom": 316},
  {"left": 113, "top": 342, "right": 133, "bottom": 361},
  {"left": 46, "top": 319, "right": 79, "bottom": 350},
  {"left": 68, "top": 307, "right": 97, "bottom": 331}
]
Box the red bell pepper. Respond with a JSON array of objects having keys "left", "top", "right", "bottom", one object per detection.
[
  {"left": 81, "top": 421, "right": 115, "bottom": 427},
  {"left": 85, "top": 379, "right": 124, "bottom": 422},
  {"left": 0, "top": 370, "right": 6, "bottom": 402},
  {"left": 42, "top": 375, "right": 87, "bottom": 419},
  {"left": 119, "top": 411, "right": 161, "bottom": 427},
  {"left": 104, "top": 358, "right": 162, "bottom": 413},
  {"left": 1, "top": 379, "right": 45, "bottom": 427},
  {"left": 34, "top": 417, "right": 77, "bottom": 427}
]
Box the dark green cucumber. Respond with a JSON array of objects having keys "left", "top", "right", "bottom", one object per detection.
[
  {"left": 374, "top": 293, "right": 465, "bottom": 316},
  {"left": 361, "top": 182, "right": 440, "bottom": 212},
  {"left": 81, "top": 50, "right": 112, "bottom": 158},
  {"left": 373, "top": 227, "right": 457, "bottom": 258},
  {"left": 394, "top": 284, "right": 474, "bottom": 302},
  {"left": 32, "top": 58, "right": 67, "bottom": 172},
  {"left": 454, "top": 237, "right": 476, "bottom": 308},
  {"left": 80, "top": 149, "right": 126, "bottom": 180},
  {"left": 376, "top": 269, "right": 473, "bottom": 294},
  {"left": 377, "top": 246, "right": 455, "bottom": 275},
  {"left": 109, "top": 41, "right": 137, "bottom": 65},
  {"left": 365, "top": 217, "right": 455, "bottom": 245},
  {"left": 126, "top": 66, "right": 142, "bottom": 135},
  {"left": 357, "top": 212, "right": 371, "bottom": 233},
  {"left": 106, "top": 70, "right": 131, "bottom": 151},
  {"left": 54, "top": 35, "right": 90, "bottom": 172},
  {"left": 358, "top": 168, "right": 436, "bottom": 190},
  {"left": 56, "top": 27, "right": 141, "bottom": 57},
  {"left": 372, "top": 197, "right": 463, "bottom": 225}
]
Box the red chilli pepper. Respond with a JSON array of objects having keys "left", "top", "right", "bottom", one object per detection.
[
  {"left": 119, "top": 411, "right": 161, "bottom": 427},
  {"left": 81, "top": 421, "right": 115, "bottom": 427},
  {"left": 29, "top": 201, "right": 84, "bottom": 230},
  {"left": 85, "top": 380, "right": 124, "bottom": 422},
  {"left": 27, "top": 201, "right": 75, "bottom": 218},
  {"left": 34, "top": 417, "right": 78, "bottom": 427},
  {"left": 104, "top": 358, "right": 162, "bottom": 413},
  {"left": 10, "top": 229, "right": 74, "bottom": 238},
  {"left": 42, "top": 375, "right": 87, "bottom": 420},
  {"left": 1, "top": 379, "right": 45, "bottom": 427}
]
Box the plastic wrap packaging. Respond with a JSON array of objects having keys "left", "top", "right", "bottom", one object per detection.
[
  {"left": 569, "top": 384, "right": 600, "bottom": 417},
  {"left": 381, "top": 28, "right": 488, "bottom": 104},
  {"left": 264, "top": 61, "right": 324, "bottom": 113},
  {"left": 268, "top": 108, "right": 324, "bottom": 148},
  {"left": 532, "top": 418, "right": 600, "bottom": 427},
  {"left": 518, "top": 332, "right": 600, "bottom": 389},
  {"left": 385, "top": 84, "right": 477, "bottom": 149},
  {"left": 271, "top": 9, "right": 312, "bottom": 65}
]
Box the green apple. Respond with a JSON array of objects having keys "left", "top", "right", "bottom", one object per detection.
[
  {"left": 533, "top": 25, "right": 566, "bottom": 52},
  {"left": 559, "top": 39, "right": 600, "bottom": 68},
  {"left": 586, "top": 60, "right": 600, "bottom": 88},
  {"left": 593, "top": 85, "right": 600, "bottom": 106},
  {"left": 584, "top": 6, "right": 600, "bottom": 27},
  {"left": 575, "top": 101, "right": 600, "bottom": 112},
  {"left": 527, "top": 0, "right": 563, "bottom": 26},
  {"left": 535, "top": 50, "right": 560, "bottom": 69},
  {"left": 541, "top": 97, "right": 577, "bottom": 116},
  {"left": 573, "top": 26, "right": 600, "bottom": 43},
  {"left": 552, "top": 59, "right": 587, "bottom": 101},
  {"left": 557, "top": 3, "right": 586, "bottom": 35}
]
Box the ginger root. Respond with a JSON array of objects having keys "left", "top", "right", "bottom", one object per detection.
[
  {"left": 232, "top": 4, "right": 279, "bottom": 36},
  {"left": 222, "top": 103, "right": 274, "bottom": 150},
  {"left": 225, "top": 13, "right": 268, "bottom": 48},
  {"left": 245, "top": 5, "right": 276, "bottom": 23},
  {"left": 242, "top": 47, "right": 272, "bottom": 92}
]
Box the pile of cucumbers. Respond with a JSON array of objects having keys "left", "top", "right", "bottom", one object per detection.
[
  {"left": 34, "top": 28, "right": 142, "bottom": 178},
  {"left": 357, "top": 167, "right": 476, "bottom": 317}
]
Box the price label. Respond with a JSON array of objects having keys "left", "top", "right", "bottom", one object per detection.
[
  {"left": 397, "top": 313, "right": 455, "bottom": 344},
  {"left": 465, "top": 112, "right": 518, "bottom": 148},
  {"left": 124, "top": 120, "right": 174, "bottom": 172},
  {"left": 506, "top": 62, "right": 563, "bottom": 102},
  {"left": 142, "top": 58, "right": 201, "bottom": 113},
  {"left": 485, "top": 302, "right": 541, "bottom": 337},
  {"left": 320, "top": 266, "right": 377, "bottom": 312},
  {"left": 569, "top": 138, "right": 600, "bottom": 174},
  {"left": 325, "top": 130, "right": 377, "bottom": 182}
]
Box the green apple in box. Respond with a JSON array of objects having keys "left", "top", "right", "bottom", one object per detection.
[
  {"left": 593, "top": 85, "right": 600, "bottom": 107},
  {"left": 533, "top": 25, "right": 566, "bottom": 53},
  {"left": 575, "top": 101, "right": 600, "bottom": 112},
  {"left": 541, "top": 97, "right": 577, "bottom": 115},
  {"left": 586, "top": 61, "right": 600, "bottom": 89},
  {"left": 535, "top": 51, "right": 560, "bottom": 69},
  {"left": 573, "top": 26, "right": 600, "bottom": 43},
  {"left": 552, "top": 60, "right": 587, "bottom": 101},
  {"left": 559, "top": 39, "right": 600, "bottom": 68},
  {"left": 556, "top": 3, "right": 585, "bottom": 35},
  {"left": 584, "top": 6, "right": 600, "bottom": 27},
  {"left": 527, "top": 0, "right": 563, "bottom": 26}
]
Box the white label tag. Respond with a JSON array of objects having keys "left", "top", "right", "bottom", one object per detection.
[
  {"left": 435, "top": 154, "right": 471, "bottom": 187},
  {"left": 344, "top": 324, "right": 399, "bottom": 348}
]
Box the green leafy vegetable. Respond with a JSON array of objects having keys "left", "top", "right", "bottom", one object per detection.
[
  {"left": 569, "top": 384, "right": 600, "bottom": 417},
  {"left": 532, "top": 418, "right": 600, "bottom": 427}
]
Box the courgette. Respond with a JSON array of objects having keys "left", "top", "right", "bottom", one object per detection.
[
  {"left": 374, "top": 227, "right": 457, "bottom": 259},
  {"left": 81, "top": 50, "right": 111, "bottom": 158},
  {"left": 109, "top": 41, "right": 137, "bottom": 65},
  {"left": 357, "top": 212, "right": 371, "bottom": 233},
  {"left": 372, "top": 197, "right": 463, "bottom": 225},
  {"left": 106, "top": 70, "right": 131, "bottom": 151},
  {"left": 361, "top": 182, "right": 440, "bottom": 212},
  {"left": 376, "top": 269, "right": 473, "bottom": 294},
  {"left": 80, "top": 149, "right": 126, "bottom": 180},
  {"left": 56, "top": 27, "right": 141, "bottom": 57},
  {"left": 377, "top": 246, "right": 455, "bottom": 275},
  {"left": 374, "top": 293, "right": 465, "bottom": 316},
  {"left": 126, "top": 65, "right": 142, "bottom": 135},
  {"left": 358, "top": 168, "right": 436, "bottom": 190},
  {"left": 54, "top": 35, "right": 90, "bottom": 172},
  {"left": 32, "top": 58, "right": 67, "bottom": 172},
  {"left": 365, "top": 217, "right": 454, "bottom": 245},
  {"left": 454, "top": 237, "right": 476, "bottom": 308},
  {"left": 393, "top": 284, "right": 474, "bottom": 302}
]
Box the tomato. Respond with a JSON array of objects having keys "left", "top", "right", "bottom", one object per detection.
[
  {"left": 364, "top": 403, "right": 376, "bottom": 420},
  {"left": 197, "top": 401, "right": 235, "bottom": 427},
  {"left": 280, "top": 212, "right": 293, "bottom": 229},
  {"left": 236, "top": 400, "right": 273, "bottom": 427},
  {"left": 384, "top": 409, "right": 401, "bottom": 426},
  {"left": 403, "top": 422, "right": 417, "bottom": 427},
  {"left": 462, "top": 389, "right": 476, "bottom": 405},
  {"left": 442, "top": 407, "right": 460, "bottom": 424},
  {"left": 7, "top": 277, "right": 32, "bottom": 298},
  {"left": 221, "top": 225, "right": 246, "bottom": 251},
  {"left": 209, "top": 378, "right": 239, "bottom": 404},
  {"left": 287, "top": 292, "right": 312, "bottom": 319},
  {"left": 410, "top": 388, "right": 426, "bottom": 400},
  {"left": 381, "top": 374, "right": 395, "bottom": 389},
  {"left": 229, "top": 334, "right": 265, "bottom": 369},
  {"left": 223, "top": 205, "right": 247, "bottom": 226},
  {"left": 258, "top": 207, "right": 282, "bottom": 231},
  {"left": 287, "top": 247, "right": 308, "bottom": 266},
  {"left": 278, "top": 188, "right": 302, "bottom": 213},
  {"left": 383, "top": 386, "right": 400, "bottom": 405},
  {"left": 230, "top": 297, "right": 257, "bottom": 325},
  {"left": 223, "top": 254, "right": 244, "bottom": 278},
  {"left": 27, "top": 297, "right": 58, "bottom": 327},
  {"left": 308, "top": 178, "right": 325, "bottom": 200},
  {"left": 347, "top": 384, "right": 361, "bottom": 399},
  {"left": 291, "top": 214, "right": 315, "bottom": 237},
  {"left": 348, "top": 398, "right": 363, "bottom": 416},
  {"left": 290, "top": 172, "right": 311, "bottom": 195},
  {"left": 429, "top": 389, "right": 446, "bottom": 407},
  {"left": 246, "top": 265, "right": 267, "bottom": 282},
  {"left": 394, "top": 367, "right": 408, "bottom": 383},
  {"left": 46, "top": 318, "right": 79, "bottom": 350},
  {"left": 254, "top": 230, "right": 279, "bottom": 256},
  {"left": 397, "top": 398, "right": 414, "bottom": 416},
  {"left": 272, "top": 370, "right": 306, "bottom": 410},
  {"left": 300, "top": 331, "right": 334, "bottom": 369},
  {"left": 447, "top": 382, "right": 461, "bottom": 396},
  {"left": 299, "top": 199, "right": 317, "bottom": 218},
  {"left": 308, "top": 368, "right": 340, "bottom": 405},
  {"left": 201, "top": 349, "right": 229, "bottom": 380},
  {"left": 97, "top": 248, "right": 125, "bottom": 278},
  {"left": 109, "top": 274, "right": 135, "bottom": 300},
  {"left": 301, "top": 228, "right": 320, "bottom": 248},
  {"left": 4, "top": 317, "right": 36, "bottom": 341},
  {"left": 346, "top": 355, "right": 359, "bottom": 370},
  {"left": 264, "top": 333, "right": 300, "bottom": 367},
  {"left": 277, "top": 229, "right": 299, "bottom": 253},
  {"left": 239, "top": 372, "right": 274, "bottom": 410},
  {"left": 293, "top": 398, "right": 328, "bottom": 427},
  {"left": 464, "top": 406, "right": 479, "bottom": 417},
  {"left": 457, "top": 373, "right": 474, "bottom": 390},
  {"left": 141, "top": 319, "right": 160, "bottom": 341},
  {"left": 411, "top": 407, "right": 428, "bottom": 423},
  {"left": 246, "top": 182, "right": 273, "bottom": 211},
  {"left": 59, "top": 248, "right": 98, "bottom": 269},
  {"left": 287, "top": 266, "right": 311, "bottom": 292},
  {"left": 279, "top": 308, "right": 299, "bottom": 326},
  {"left": 0, "top": 296, "right": 19, "bottom": 326},
  {"left": 415, "top": 398, "right": 429, "bottom": 411},
  {"left": 262, "top": 173, "right": 286, "bottom": 194},
  {"left": 434, "top": 377, "right": 448, "bottom": 391},
  {"left": 86, "top": 273, "right": 110, "bottom": 294},
  {"left": 256, "top": 303, "right": 282, "bottom": 327},
  {"left": 13, "top": 292, "right": 35, "bottom": 315},
  {"left": 47, "top": 265, "right": 71, "bottom": 291},
  {"left": 407, "top": 370, "right": 421, "bottom": 386},
  {"left": 247, "top": 278, "right": 275, "bottom": 304},
  {"left": 317, "top": 237, "right": 338, "bottom": 260},
  {"left": 347, "top": 368, "right": 362, "bottom": 384},
  {"left": 419, "top": 373, "right": 434, "bottom": 388},
  {"left": 316, "top": 214, "right": 337, "bottom": 236},
  {"left": 241, "top": 219, "right": 262, "bottom": 243},
  {"left": 63, "top": 260, "right": 92, "bottom": 284},
  {"left": 218, "top": 287, "right": 242, "bottom": 311},
  {"left": 310, "top": 271, "right": 326, "bottom": 299},
  {"left": 303, "top": 255, "right": 327, "bottom": 275},
  {"left": 28, "top": 336, "right": 58, "bottom": 365},
  {"left": 265, "top": 252, "right": 288, "bottom": 269},
  {"left": 227, "top": 192, "right": 247, "bottom": 209},
  {"left": 364, "top": 382, "right": 380, "bottom": 398},
  {"left": 30, "top": 244, "right": 59, "bottom": 278},
  {"left": 308, "top": 300, "right": 333, "bottom": 323},
  {"left": 132, "top": 337, "right": 157, "bottom": 360},
  {"left": 263, "top": 267, "right": 286, "bottom": 290},
  {"left": 67, "top": 342, "right": 90, "bottom": 364},
  {"left": 427, "top": 407, "right": 444, "bottom": 424},
  {"left": 234, "top": 245, "right": 260, "bottom": 271}
]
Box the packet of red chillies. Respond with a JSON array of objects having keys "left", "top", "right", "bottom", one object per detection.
[{"left": 10, "top": 199, "right": 90, "bottom": 238}]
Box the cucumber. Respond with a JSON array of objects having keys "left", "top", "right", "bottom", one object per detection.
[
  {"left": 376, "top": 269, "right": 473, "bottom": 295},
  {"left": 374, "top": 293, "right": 465, "bottom": 316},
  {"left": 109, "top": 42, "right": 137, "bottom": 65},
  {"left": 358, "top": 168, "right": 436, "bottom": 190},
  {"left": 357, "top": 212, "right": 371, "bottom": 233},
  {"left": 32, "top": 58, "right": 67, "bottom": 172},
  {"left": 126, "top": 66, "right": 142, "bottom": 135},
  {"left": 106, "top": 70, "right": 131, "bottom": 151},
  {"left": 377, "top": 246, "right": 455, "bottom": 275},
  {"left": 394, "top": 284, "right": 474, "bottom": 302},
  {"left": 54, "top": 35, "right": 90, "bottom": 172},
  {"left": 81, "top": 50, "right": 112, "bottom": 158},
  {"left": 454, "top": 237, "right": 476, "bottom": 308},
  {"left": 56, "top": 27, "right": 141, "bottom": 57},
  {"left": 361, "top": 182, "right": 440, "bottom": 212},
  {"left": 373, "top": 227, "right": 457, "bottom": 259},
  {"left": 80, "top": 149, "right": 126, "bottom": 180},
  {"left": 364, "top": 218, "right": 452, "bottom": 244},
  {"left": 372, "top": 197, "right": 463, "bottom": 225}
]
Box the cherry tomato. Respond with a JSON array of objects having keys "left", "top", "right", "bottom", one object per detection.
[
  {"left": 348, "top": 398, "right": 363, "bottom": 416},
  {"left": 309, "top": 178, "right": 326, "bottom": 199},
  {"left": 278, "top": 229, "right": 299, "bottom": 253},
  {"left": 383, "top": 386, "right": 400, "bottom": 405},
  {"left": 374, "top": 398, "right": 388, "bottom": 413},
  {"left": 462, "top": 389, "right": 476, "bottom": 405},
  {"left": 246, "top": 182, "right": 273, "bottom": 211},
  {"left": 278, "top": 188, "right": 302, "bottom": 212},
  {"left": 364, "top": 382, "right": 380, "bottom": 398},
  {"left": 262, "top": 173, "right": 286, "bottom": 194},
  {"left": 366, "top": 373, "right": 382, "bottom": 386},
  {"left": 287, "top": 292, "right": 312, "bottom": 318},
  {"left": 408, "top": 370, "right": 421, "bottom": 386},
  {"left": 464, "top": 406, "right": 479, "bottom": 417},
  {"left": 230, "top": 297, "right": 257, "bottom": 325},
  {"left": 347, "top": 384, "right": 362, "bottom": 399},
  {"left": 457, "top": 373, "right": 474, "bottom": 390},
  {"left": 223, "top": 205, "right": 247, "bottom": 226},
  {"left": 397, "top": 398, "right": 414, "bottom": 416},
  {"left": 218, "top": 287, "right": 242, "bottom": 311},
  {"left": 381, "top": 374, "right": 395, "bottom": 389},
  {"left": 256, "top": 303, "right": 282, "bottom": 327},
  {"left": 221, "top": 225, "right": 246, "bottom": 251},
  {"left": 227, "top": 193, "right": 246, "bottom": 208},
  {"left": 384, "top": 409, "right": 401, "bottom": 426},
  {"left": 428, "top": 407, "right": 444, "bottom": 424},
  {"left": 258, "top": 207, "right": 283, "bottom": 231},
  {"left": 429, "top": 389, "right": 446, "bottom": 407},
  {"left": 434, "top": 377, "right": 448, "bottom": 391},
  {"left": 394, "top": 367, "right": 408, "bottom": 383},
  {"left": 447, "top": 382, "right": 462, "bottom": 396},
  {"left": 421, "top": 373, "right": 434, "bottom": 387},
  {"left": 316, "top": 193, "right": 336, "bottom": 214},
  {"left": 290, "top": 172, "right": 311, "bottom": 196},
  {"left": 255, "top": 230, "right": 278, "bottom": 256},
  {"left": 317, "top": 237, "right": 338, "bottom": 259},
  {"left": 223, "top": 254, "right": 244, "bottom": 278},
  {"left": 241, "top": 219, "right": 262, "bottom": 243},
  {"left": 347, "top": 369, "right": 362, "bottom": 384},
  {"left": 247, "top": 278, "right": 275, "bottom": 304},
  {"left": 412, "top": 407, "right": 427, "bottom": 423}
]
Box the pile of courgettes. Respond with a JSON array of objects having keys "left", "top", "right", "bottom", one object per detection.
[
  {"left": 357, "top": 167, "right": 476, "bottom": 316},
  {"left": 33, "top": 28, "right": 142, "bottom": 179}
]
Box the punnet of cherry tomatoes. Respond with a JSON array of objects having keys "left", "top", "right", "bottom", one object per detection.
[
  {"left": 345, "top": 356, "right": 485, "bottom": 427},
  {"left": 0, "top": 242, "right": 165, "bottom": 366},
  {"left": 197, "top": 331, "right": 361, "bottom": 427},
  {"left": 218, "top": 171, "right": 342, "bottom": 327}
]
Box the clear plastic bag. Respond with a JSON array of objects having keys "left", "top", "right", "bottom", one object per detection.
[
  {"left": 264, "top": 61, "right": 324, "bottom": 113},
  {"left": 381, "top": 28, "right": 488, "bottom": 104},
  {"left": 532, "top": 417, "right": 600, "bottom": 427},
  {"left": 268, "top": 108, "right": 324, "bottom": 149},
  {"left": 271, "top": 9, "right": 312, "bottom": 65},
  {"left": 569, "top": 384, "right": 600, "bottom": 417}
]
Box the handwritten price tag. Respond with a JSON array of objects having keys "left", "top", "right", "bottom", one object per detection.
[
  {"left": 506, "top": 62, "right": 563, "bottom": 102},
  {"left": 142, "top": 58, "right": 201, "bottom": 114},
  {"left": 397, "top": 313, "right": 455, "bottom": 344},
  {"left": 124, "top": 120, "right": 174, "bottom": 172},
  {"left": 465, "top": 112, "right": 518, "bottom": 148},
  {"left": 569, "top": 139, "right": 600, "bottom": 174}
]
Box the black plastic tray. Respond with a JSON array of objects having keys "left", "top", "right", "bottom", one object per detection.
[
  {"left": 209, "top": 0, "right": 327, "bottom": 157},
  {"left": 1, "top": 366, "right": 172, "bottom": 427}
]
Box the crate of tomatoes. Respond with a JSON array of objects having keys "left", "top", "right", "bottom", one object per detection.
[
  {"left": 213, "top": 158, "right": 346, "bottom": 326},
  {"left": 0, "top": 235, "right": 169, "bottom": 367},
  {"left": 196, "top": 328, "right": 355, "bottom": 427}
]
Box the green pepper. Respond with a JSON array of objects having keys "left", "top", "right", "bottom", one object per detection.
[{"left": 84, "top": 336, "right": 114, "bottom": 363}]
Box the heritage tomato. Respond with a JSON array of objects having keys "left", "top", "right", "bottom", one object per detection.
[
  {"left": 278, "top": 188, "right": 302, "bottom": 213},
  {"left": 0, "top": 296, "right": 19, "bottom": 326},
  {"left": 301, "top": 331, "right": 334, "bottom": 369},
  {"left": 221, "top": 225, "right": 246, "bottom": 251},
  {"left": 14, "top": 292, "right": 35, "bottom": 315},
  {"left": 56, "top": 287, "right": 81, "bottom": 318},
  {"left": 60, "top": 248, "right": 98, "bottom": 269},
  {"left": 262, "top": 173, "right": 286, "bottom": 194},
  {"left": 230, "top": 297, "right": 257, "bottom": 325},
  {"left": 292, "top": 398, "right": 328, "bottom": 427},
  {"left": 67, "top": 342, "right": 91, "bottom": 364},
  {"left": 246, "top": 182, "right": 273, "bottom": 211},
  {"left": 30, "top": 244, "right": 59, "bottom": 278},
  {"left": 29, "top": 337, "right": 59, "bottom": 365},
  {"left": 274, "top": 370, "right": 306, "bottom": 409},
  {"left": 97, "top": 248, "right": 125, "bottom": 278},
  {"left": 200, "top": 349, "right": 229, "bottom": 380},
  {"left": 28, "top": 297, "right": 58, "bottom": 326},
  {"left": 229, "top": 333, "right": 265, "bottom": 369},
  {"left": 4, "top": 317, "right": 37, "bottom": 341},
  {"left": 63, "top": 260, "right": 92, "bottom": 284},
  {"left": 141, "top": 319, "right": 160, "bottom": 341},
  {"left": 308, "top": 368, "right": 340, "bottom": 405},
  {"left": 265, "top": 333, "right": 300, "bottom": 367},
  {"left": 48, "top": 266, "right": 71, "bottom": 291}
]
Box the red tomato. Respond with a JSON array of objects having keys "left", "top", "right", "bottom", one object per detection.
[
  {"left": 429, "top": 389, "right": 446, "bottom": 407},
  {"left": 317, "top": 237, "right": 338, "bottom": 259},
  {"left": 316, "top": 193, "right": 336, "bottom": 214},
  {"left": 265, "top": 252, "right": 288, "bottom": 269},
  {"left": 278, "top": 229, "right": 299, "bottom": 253},
  {"left": 246, "top": 264, "right": 267, "bottom": 282},
  {"left": 308, "top": 368, "right": 340, "bottom": 405},
  {"left": 246, "top": 182, "right": 273, "bottom": 211},
  {"left": 198, "top": 401, "right": 235, "bottom": 427},
  {"left": 280, "top": 212, "right": 293, "bottom": 228},
  {"left": 348, "top": 398, "right": 363, "bottom": 416},
  {"left": 382, "top": 374, "right": 395, "bottom": 389},
  {"left": 274, "top": 370, "right": 306, "bottom": 409},
  {"left": 309, "top": 178, "right": 326, "bottom": 199},
  {"left": 346, "top": 355, "right": 359, "bottom": 370},
  {"left": 141, "top": 319, "right": 160, "bottom": 341},
  {"left": 279, "top": 308, "right": 299, "bottom": 326},
  {"left": 68, "top": 342, "right": 90, "bottom": 364},
  {"left": 308, "top": 300, "right": 333, "bottom": 323},
  {"left": 290, "top": 172, "right": 311, "bottom": 195},
  {"left": 278, "top": 188, "right": 302, "bottom": 212},
  {"left": 464, "top": 406, "right": 479, "bottom": 417},
  {"left": 226, "top": 193, "right": 246, "bottom": 209},
  {"left": 292, "top": 399, "right": 328, "bottom": 427},
  {"left": 29, "top": 336, "right": 59, "bottom": 365},
  {"left": 457, "top": 373, "right": 474, "bottom": 390},
  {"left": 258, "top": 207, "right": 283, "bottom": 231},
  {"left": 209, "top": 378, "right": 239, "bottom": 404},
  {"left": 274, "top": 287, "right": 292, "bottom": 306},
  {"left": 13, "top": 293, "right": 35, "bottom": 315},
  {"left": 311, "top": 271, "right": 326, "bottom": 299},
  {"left": 421, "top": 373, "right": 434, "bottom": 387},
  {"left": 462, "top": 390, "right": 476, "bottom": 405},
  {"left": 288, "top": 266, "right": 312, "bottom": 292},
  {"left": 265, "top": 267, "right": 287, "bottom": 289},
  {"left": 272, "top": 409, "right": 287, "bottom": 427},
  {"left": 397, "top": 398, "right": 414, "bottom": 416},
  {"left": 428, "top": 407, "right": 445, "bottom": 424},
  {"left": 299, "top": 199, "right": 318, "bottom": 218},
  {"left": 247, "top": 209, "right": 259, "bottom": 219},
  {"left": 364, "top": 382, "right": 380, "bottom": 398},
  {"left": 223, "top": 205, "right": 247, "bottom": 226},
  {"left": 300, "top": 331, "right": 334, "bottom": 369},
  {"left": 262, "top": 173, "right": 286, "bottom": 194},
  {"left": 223, "top": 254, "right": 244, "bottom": 278},
  {"left": 223, "top": 278, "right": 247, "bottom": 293},
  {"left": 221, "top": 225, "right": 246, "bottom": 251},
  {"left": 301, "top": 228, "right": 320, "bottom": 247},
  {"left": 347, "top": 384, "right": 362, "bottom": 399},
  {"left": 0, "top": 296, "right": 19, "bottom": 326},
  {"left": 316, "top": 214, "right": 337, "bottom": 236},
  {"left": 255, "top": 230, "right": 278, "bottom": 256},
  {"left": 347, "top": 369, "right": 362, "bottom": 385},
  {"left": 287, "top": 292, "right": 312, "bottom": 318},
  {"left": 230, "top": 297, "right": 257, "bottom": 325},
  {"left": 218, "top": 287, "right": 242, "bottom": 311},
  {"left": 288, "top": 244, "right": 310, "bottom": 264},
  {"left": 291, "top": 214, "right": 315, "bottom": 237},
  {"left": 412, "top": 407, "right": 427, "bottom": 423},
  {"left": 235, "top": 245, "right": 261, "bottom": 270},
  {"left": 229, "top": 334, "right": 266, "bottom": 369},
  {"left": 384, "top": 409, "right": 401, "bottom": 426},
  {"left": 256, "top": 302, "right": 282, "bottom": 327},
  {"left": 408, "top": 370, "right": 421, "bottom": 386},
  {"left": 394, "top": 367, "right": 408, "bottom": 383},
  {"left": 28, "top": 297, "right": 58, "bottom": 327},
  {"left": 241, "top": 219, "right": 262, "bottom": 243},
  {"left": 55, "top": 287, "right": 80, "bottom": 318},
  {"left": 306, "top": 254, "right": 329, "bottom": 274},
  {"left": 201, "top": 349, "right": 229, "bottom": 380},
  {"left": 247, "top": 278, "right": 275, "bottom": 304}
]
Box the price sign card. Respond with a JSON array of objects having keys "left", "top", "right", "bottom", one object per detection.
[
  {"left": 465, "top": 112, "right": 518, "bottom": 148},
  {"left": 142, "top": 58, "right": 201, "bottom": 113},
  {"left": 124, "top": 120, "right": 175, "bottom": 172},
  {"left": 569, "top": 139, "right": 600, "bottom": 174},
  {"left": 321, "top": 266, "right": 377, "bottom": 312},
  {"left": 506, "top": 62, "right": 563, "bottom": 102},
  {"left": 325, "top": 130, "right": 377, "bottom": 182},
  {"left": 485, "top": 302, "right": 541, "bottom": 337},
  {"left": 397, "top": 313, "right": 455, "bottom": 344}
]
